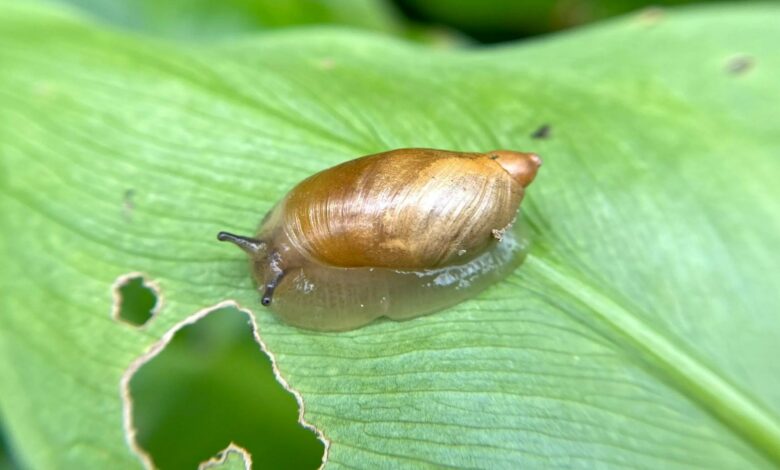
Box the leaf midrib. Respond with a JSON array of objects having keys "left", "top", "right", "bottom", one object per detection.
[{"left": 526, "top": 255, "right": 780, "bottom": 466}]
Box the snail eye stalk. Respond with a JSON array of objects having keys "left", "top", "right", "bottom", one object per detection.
[{"left": 217, "top": 232, "right": 265, "bottom": 255}]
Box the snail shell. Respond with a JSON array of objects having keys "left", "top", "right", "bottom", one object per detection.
[{"left": 219, "top": 148, "right": 541, "bottom": 331}]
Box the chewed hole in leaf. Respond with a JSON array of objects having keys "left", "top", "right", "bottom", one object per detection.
[
  {"left": 114, "top": 275, "right": 159, "bottom": 326},
  {"left": 128, "top": 307, "right": 323, "bottom": 469},
  {"left": 0, "top": 422, "right": 17, "bottom": 469}
]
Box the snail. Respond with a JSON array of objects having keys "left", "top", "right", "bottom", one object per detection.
[{"left": 219, "top": 148, "right": 541, "bottom": 331}]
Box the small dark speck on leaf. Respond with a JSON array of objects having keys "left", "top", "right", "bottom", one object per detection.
[
  {"left": 490, "top": 154, "right": 500, "bottom": 160},
  {"left": 532, "top": 124, "right": 551, "bottom": 140},
  {"left": 726, "top": 55, "right": 754, "bottom": 75},
  {"left": 123, "top": 189, "right": 135, "bottom": 221}
]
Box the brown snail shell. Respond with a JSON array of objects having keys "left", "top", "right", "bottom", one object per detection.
[{"left": 219, "top": 148, "right": 541, "bottom": 331}]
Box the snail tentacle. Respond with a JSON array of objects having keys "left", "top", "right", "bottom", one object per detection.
[
  {"left": 261, "top": 277, "right": 281, "bottom": 306},
  {"left": 217, "top": 231, "right": 266, "bottom": 255},
  {"left": 261, "top": 252, "right": 288, "bottom": 306}
]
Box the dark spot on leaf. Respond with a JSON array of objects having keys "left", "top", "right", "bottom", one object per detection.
[
  {"left": 532, "top": 124, "right": 551, "bottom": 140},
  {"left": 490, "top": 154, "right": 500, "bottom": 160},
  {"left": 128, "top": 308, "right": 323, "bottom": 469},
  {"left": 725, "top": 55, "right": 754, "bottom": 75},
  {"left": 123, "top": 189, "right": 135, "bottom": 221},
  {"left": 115, "top": 275, "right": 158, "bottom": 326}
]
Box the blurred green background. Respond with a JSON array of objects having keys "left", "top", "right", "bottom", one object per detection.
[
  {"left": 0, "top": 0, "right": 744, "bottom": 468},
  {"left": 40, "top": 0, "right": 733, "bottom": 44}
]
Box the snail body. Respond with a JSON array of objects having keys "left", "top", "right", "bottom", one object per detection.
[{"left": 219, "top": 148, "right": 541, "bottom": 331}]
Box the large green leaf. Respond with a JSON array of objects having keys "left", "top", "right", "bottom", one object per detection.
[{"left": 1, "top": 2, "right": 779, "bottom": 468}]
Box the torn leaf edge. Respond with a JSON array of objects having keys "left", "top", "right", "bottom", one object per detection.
[{"left": 198, "top": 442, "right": 252, "bottom": 470}]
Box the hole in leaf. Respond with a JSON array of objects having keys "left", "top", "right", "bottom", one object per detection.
[
  {"left": 115, "top": 275, "right": 158, "bottom": 326},
  {"left": 0, "top": 423, "right": 18, "bottom": 469},
  {"left": 129, "top": 307, "right": 323, "bottom": 469}
]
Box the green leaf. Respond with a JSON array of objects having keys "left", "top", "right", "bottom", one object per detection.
[{"left": 1, "top": 2, "right": 779, "bottom": 468}]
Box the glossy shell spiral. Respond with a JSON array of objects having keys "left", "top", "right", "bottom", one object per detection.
[{"left": 219, "top": 148, "right": 541, "bottom": 331}]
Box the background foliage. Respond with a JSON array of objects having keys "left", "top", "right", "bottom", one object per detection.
[
  {"left": 48, "top": 0, "right": 407, "bottom": 40},
  {"left": 0, "top": 0, "right": 778, "bottom": 468}
]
